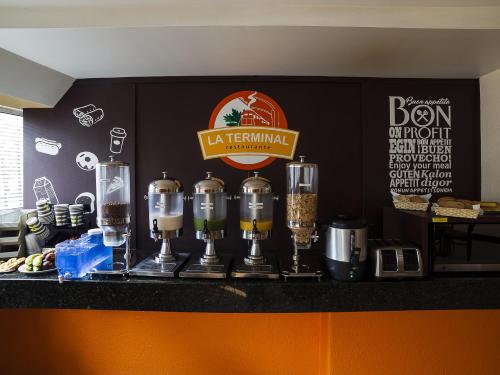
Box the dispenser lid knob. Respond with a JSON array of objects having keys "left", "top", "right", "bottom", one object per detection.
[
  {"left": 193, "top": 172, "right": 225, "bottom": 193},
  {"left": 241, "top": 171, "right": 272, "bottom": 193},
  {"left": 286, "top": 155, "right": 317, "bottom": 168},
  {"left": 148, "top": 171, "right": 183, "bottom": 193}
]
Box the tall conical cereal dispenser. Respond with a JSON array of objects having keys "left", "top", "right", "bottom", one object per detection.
[
  {"left": 93, "top": 156, "right": 133, "bottom": 275},
  {"left": 281, "top": 156, "right": 324, "bottom": 280},
  {"left": 96, "top": 156, "right": 131, "bottom": 247}
]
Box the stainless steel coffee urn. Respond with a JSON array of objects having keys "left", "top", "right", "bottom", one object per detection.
[
  {"left": 325, "top": 216, "right": 368, "bottom": 281},
  {"left": 180, "top": 172, "right": 230, "bottom": 278},
  {"left": 231, "top": 172, "right": 279, "bottom": 279},
  {"left": 281, "top": 156, "right": 323, "bottom": 280},
  {"left": 130, "top": 171, "right": 189, "bottom": 277}
]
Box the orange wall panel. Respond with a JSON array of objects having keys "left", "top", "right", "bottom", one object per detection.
[
  {"left": 1, "top": 309, "right": 499, "bottom": 375},
  {"left": 0, "top": 309, "right": 323, "bottom": 375},
  {"left": 326, "top": 310, "right": 500, "bottom": 375}
]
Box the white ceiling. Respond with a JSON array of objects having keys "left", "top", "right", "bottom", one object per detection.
[
  {"left": 1, "top": 0, "right": 500, "bottom": 6},
  {"left": 0, "top": 1, "right": 499, "bottom": 82},
  {"left": 1, "top": 2, "right": 500, "bottom": 29},
  {"left": 0, "top": 26, "right": 499, "bottom": 79}
]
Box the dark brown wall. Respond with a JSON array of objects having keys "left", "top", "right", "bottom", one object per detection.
[
  {"left": 23, "top": 77, "right": 480, "bottom": 255},
  {"left": 136, "top": 80, "right": 362, "bottom": 254}
]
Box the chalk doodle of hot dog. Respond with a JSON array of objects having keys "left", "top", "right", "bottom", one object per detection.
[
  {"left": 35, "top": 137, "right": 62, "bottom": 156},
  {"left": 73, "top": 104, "right": 104, "bottom": 127}
]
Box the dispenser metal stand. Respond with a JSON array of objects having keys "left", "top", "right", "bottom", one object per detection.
[
  {"left": 231, "top": 219, "right": 279, "bottom": 279},
  {"left": 280, "top": 231, "right": 324, "bottom": 281},
  {"left": 130, "top": 219, "right": 189, "bottom": 277},
  {"left": 180, "top": 221, "right": 230, "bottom": 278}
]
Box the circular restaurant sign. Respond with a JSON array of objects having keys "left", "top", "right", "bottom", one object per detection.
[{"left": 198, "top": 91, "right": 297, "bottom": 170}]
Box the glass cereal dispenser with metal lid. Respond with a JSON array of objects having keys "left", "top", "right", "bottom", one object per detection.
[
  {"left": 94, "top": 155, "right": 132, "bottom": 275},
  {"left": 281, "top": 155, "right": 324, "bottom": 280},
  {"left": 130, "top": 171, "right": 189, "bottom": 278},
  {"left": 287, "top": 155, "right": 318, "bottom": 248},
  {"left": 96, "top": 156, "right": 131, "bottom": 246},
  {"left": 231, "top": 171, "right": 279, "bottom": 279},
  {"left": 180, "top": 172, "right": 231, "bottom": 279}
]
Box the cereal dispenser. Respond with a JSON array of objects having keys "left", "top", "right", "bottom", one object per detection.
[
  {"left": 180, "top": 172, "right": 230, "bottom": 278},
  {"left": 94, "top": 156, "right": 132, "bottom": 274},
  {"left": 130, "top": 171, "right": 189, "bottom": 277},
  {"left": 231, "top": 172, "right": 279, "bottom": 279},
  {"left": 281, "top": 156, "right": 323, "bottom": 280}
]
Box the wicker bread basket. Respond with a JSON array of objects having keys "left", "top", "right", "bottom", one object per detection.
[
  {"left": 433, "top": 204, "right": 480, "bottom": 219},
  {"left": 393, "top": 201, "right": 429, "bottom": 212}
]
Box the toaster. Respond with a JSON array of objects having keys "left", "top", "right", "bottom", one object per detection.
[{"left": 368, "top": 239, "right": 423, "bottom": 279}]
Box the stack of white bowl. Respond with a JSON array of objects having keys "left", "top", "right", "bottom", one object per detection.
[
  {"left": 54, "top": 204, "right": 70, "bottom": 227},
  {"left": 36, "top": 199, "right": 55, "bottom": 225},
  {"left": 26, "top": 216, "right": 50, "bottom": 242},
  {"left": 69, "top": 204, "right": 84, "bottom": 227}
]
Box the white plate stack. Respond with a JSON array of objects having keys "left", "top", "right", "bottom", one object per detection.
[
  {"left": 26, "top": 216, "right": 50, "bottom": 242},
  {"left": 54, "top": 204, "right": 70, "bottom": 227},
  {"left": 69, "top": 204, "right": 84, "bottom": 227},
  {"left": 36, "top": 199, "right": 55, "bottom": 225}
]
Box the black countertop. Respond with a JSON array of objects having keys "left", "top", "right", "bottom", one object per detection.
[{"left": 1, "top": 271, "right": 500, "bottom": 313}]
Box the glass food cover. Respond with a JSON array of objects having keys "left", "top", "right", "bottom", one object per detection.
[
  {"left": 193, "top": 172, "right": 227, "bottom": 234},
  {"left": 239, "top": 172, "right": 274, "bottom": 234},
  {"left": 286, "top": 156, "right": 319, "bottom": 248},
  {"left": 148, "top": 172, "right": 183, "bottom": 236},
  {"left": 95, "top": 156, "right": 131, "bottom": 246}
]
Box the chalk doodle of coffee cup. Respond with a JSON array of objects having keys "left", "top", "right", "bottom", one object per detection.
[
  {"left": 76, "top": 151, "right": 99, "bottom": 171},
  {"left": 73, "top": 104, "right": 104, "bottom": 127},
  {"left": 109, "top": 127, "right": 127, "bottom": 154},
  {"left": 75, "top": 192, "right": 96, "bottom": 213},
  {"left": 35, "top": 137, "right": 62, "bottom": 156}
]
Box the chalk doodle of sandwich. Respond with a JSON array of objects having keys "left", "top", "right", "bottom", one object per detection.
[{"left": 73, "top": 104, "right": 104, "bottom": 127}]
